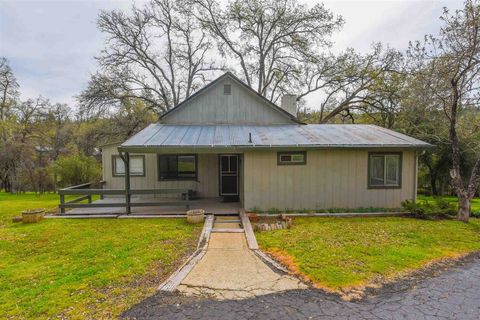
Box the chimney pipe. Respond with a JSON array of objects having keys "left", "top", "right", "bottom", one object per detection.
[{"left": 280, "top": 94, "right": 297, "bottom": 116}]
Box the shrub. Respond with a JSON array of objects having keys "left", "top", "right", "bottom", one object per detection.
[
  {"left": 267, "top": 207, "right": 281, "bottom": 214},
  {"left": 249, "top": 206, "right": 263, "bottom": 213},
  {"left": 402, "top": 197, "right": 456, "bottom": 219},
  {"left": 53, "top": 154, "right": 101, "bottom": 187}
]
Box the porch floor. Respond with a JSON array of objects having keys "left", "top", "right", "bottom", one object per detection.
[{"left": 62, "top": 197, "right": 241, "bottom": 215}]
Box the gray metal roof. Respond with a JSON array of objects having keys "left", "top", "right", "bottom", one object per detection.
[{"left": 120, "top": 124, "right": 431, "bottom": 151}]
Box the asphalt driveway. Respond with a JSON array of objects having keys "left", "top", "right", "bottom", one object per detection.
[{"left": 123, "top": 254, "right": 480, "bottom": 319}]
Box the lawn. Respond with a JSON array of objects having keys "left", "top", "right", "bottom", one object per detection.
[
  {"left": 256, "top": 217, "right": 480, "bottom": 290},
  {"left": 0, "top": 192, "right": 201, "bottom": 319},
  {"left": 417, "top": 195, "right": 480, "bottom": 212}
]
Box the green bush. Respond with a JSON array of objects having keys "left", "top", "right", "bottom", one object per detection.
[
  {"left": 402, "top": 197, "right": 456, "bottom": 219},
  {"left": 53, "top": 154, "right": 101, "bottom": 187},
  {"left": 267, "top": 207, "right": 281, "bottom": 214}
]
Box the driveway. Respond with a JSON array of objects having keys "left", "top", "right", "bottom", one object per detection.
[{"left": 123, "top": 255, "right": 480, "bottom": 319}]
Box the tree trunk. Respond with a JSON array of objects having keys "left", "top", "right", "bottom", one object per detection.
[
  {"left": 430, "top": 174, "right": 438, "bottom": 196},
  {"left": 457, "top": 194, "right": 471, "bottom": 222}
]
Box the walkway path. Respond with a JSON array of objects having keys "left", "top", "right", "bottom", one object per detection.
[
  {"left": 176, "top": 215, "right": 306, "bottom": 300},
  {"left": 124, "top": 254, "right": 480, "bottom": 319}
]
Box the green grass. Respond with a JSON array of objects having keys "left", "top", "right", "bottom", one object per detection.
[
  {"left": 256, "top": 217, "right": 480, "bottom": 290},
  {"left": 417, "top": 195, "right": 480, "bottom": 212},
  {"left": 0, "top": 192, "right": 201, "bottom": 319}
]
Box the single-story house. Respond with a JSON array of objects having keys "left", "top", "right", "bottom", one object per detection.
[{"left": 101, "top": 72, "right": 430, "bottom": 212}]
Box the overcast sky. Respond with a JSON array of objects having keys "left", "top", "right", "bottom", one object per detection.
[{"left": 0, "top": 0, "right": 464, "bottom": 108}]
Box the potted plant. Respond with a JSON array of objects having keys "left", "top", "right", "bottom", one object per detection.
[{"left": 186, "top": 209, "right": 205, "bottom": 224}]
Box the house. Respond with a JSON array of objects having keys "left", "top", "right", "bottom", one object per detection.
[{"left": 101, "top": 72, "right": 430, "bottom": 212}]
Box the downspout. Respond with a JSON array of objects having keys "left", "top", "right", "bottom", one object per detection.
[
  {"left": 413, "top": 150, "right": 419, "bottom": 202},
  {"left": 119, "top": 151, "right": 131, "bottom": 214}
]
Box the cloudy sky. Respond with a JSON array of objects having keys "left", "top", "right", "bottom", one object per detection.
[{"left": 0, "top": 0, "right": 463, "bottom": 107}]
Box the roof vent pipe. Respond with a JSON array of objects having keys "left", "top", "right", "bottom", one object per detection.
[
  {"left": 280, "top": 94, "right": 298, "bottom": 116},
  {"left": 248, "top": 132, "right": 252, "bottom": 143}
]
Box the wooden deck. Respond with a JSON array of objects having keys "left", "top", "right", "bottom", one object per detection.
[{"left": 62, "top": 197, "right": 241, "bottom": 215}]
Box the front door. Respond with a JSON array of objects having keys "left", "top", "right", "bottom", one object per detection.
[{"left": 219, "top": 154, "right": 239, "bottom": 196}]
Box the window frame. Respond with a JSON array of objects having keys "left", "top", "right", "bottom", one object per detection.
[
  {"left": 112, "top": 155, "right": 146, "bottom": 177},
  {"left": 277, "top": 151, "right": 307, "bottom": 166},
  {"left": 367, "top": 152, "right": 402, "bottom": 189},
  {"left": 157, "top": 154, "right": 198, "bottom": 181}
]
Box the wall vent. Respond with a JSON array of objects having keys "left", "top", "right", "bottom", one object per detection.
[{"left": 224, "top": 84, "right": 231, "bottom": 95}]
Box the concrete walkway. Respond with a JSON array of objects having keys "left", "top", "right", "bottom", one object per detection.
[{"left": 176, "top": 215, "right": 306, "bottom": 300}]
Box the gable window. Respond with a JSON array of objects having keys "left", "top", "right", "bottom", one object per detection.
[
  {"left": 368, "top": 153, "right": 402, "bottom": 188},
  {"left": 277, "top": 151, "right": 306, "bottom": 165},
  {"left": 158, "top": 154, "right": 197, "bottom": 180},
  {"left": 112, "top": 155, "right": 145, "bottom": 176}
]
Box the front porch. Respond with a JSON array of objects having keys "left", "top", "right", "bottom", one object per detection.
[{"left": 60, "top": 196, "right": 241, "bottom": 216}]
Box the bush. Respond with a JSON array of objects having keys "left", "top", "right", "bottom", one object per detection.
[
  {"left": 402, "top": 197, "right": 456, "bottom": 219},
  {"left": 53, "top": 154, "right": 101, "bottom": 187},
  {"left": 267, "top": 207, "right": 281, "bottom": 214}
]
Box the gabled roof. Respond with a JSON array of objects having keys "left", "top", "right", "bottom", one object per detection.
[
  {"left": 119, "top": 123, "right": 432, "bottom": 151},
  {"left": 159, "top": 72, "right": 303, "bottom": 124}
]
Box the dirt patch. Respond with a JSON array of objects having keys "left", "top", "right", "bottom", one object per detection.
[{"left": 263, "top": 248, "right": 480, "bottom": 301}]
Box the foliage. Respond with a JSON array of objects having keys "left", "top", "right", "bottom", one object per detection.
[
  {"left": 53, "top": 154, "right": 101, "bottom": 187},
  {"left": 417, "top": 195, "right": 480, "bottom": 212},
  {"left": 407, "top": 0, "right": 480, "bottom": 221},
  {"left": 249, "top": 207, "right": 401, "bottom": 214},
  {"left": 0, "top": 192, "right": 201, "bottom": 319},
  {"left": 402, "top": 198, "right": 456, "bottom": 219},
  {"left": 256, "top": 217, "right": 480, "bottom": 289}
]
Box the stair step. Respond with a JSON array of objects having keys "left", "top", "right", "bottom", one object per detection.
[
  {"left": 214, "top": 219, "right": 241, "bottom": 223},
  {"left": 211, "top": 228, "right": 245, "bottom": 233}
]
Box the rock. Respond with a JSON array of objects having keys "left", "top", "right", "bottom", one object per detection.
[{"left": 12, "top": 216, "right": 22, "bottom": 223}]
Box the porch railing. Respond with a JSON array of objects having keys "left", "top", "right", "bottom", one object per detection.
[{"left": 59, "top": 181, "right": 192, "bottom": 214}]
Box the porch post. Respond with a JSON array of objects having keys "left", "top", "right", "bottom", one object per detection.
[{"left": 120, "top": 151, "right": 131, "bottom": 214}]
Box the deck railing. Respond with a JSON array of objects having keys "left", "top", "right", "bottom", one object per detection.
[{"left": 59, "top": 181, "right": 192, "bottom": 214}]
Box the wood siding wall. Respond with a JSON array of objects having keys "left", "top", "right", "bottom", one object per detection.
[
  {"left": 102, "top": 145, "right": 219, "bottom": 198},
  {"left": 162, "top": 78, "right": 294, "bottom": 125},
  {"left": 243, "top": 149, "right": 417, "bottom": 210}
]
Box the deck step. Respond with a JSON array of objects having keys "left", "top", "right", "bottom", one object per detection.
[
  {"left": 211, "top": 228, "right": 245, "bottom": 233},
  {"left": 214, "top": 219, "right": 241, "bottom": 223}
]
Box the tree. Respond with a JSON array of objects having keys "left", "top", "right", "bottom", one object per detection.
[
  {"left": 408, "top": 0, "right": 480, "bottom": 221},
  {"left": 192, "top": 0, "right": 343, "bottom": 102},
  {"left": 0, "top": 57, "right": 19, "bottom": 121},
  {"left": 310, "top": 45, "right": 404, "bottom": 124},
  {"left": 53, "top": 154, "right": 101, "bottom": 187},
  {"left": 80, "top": 0, "right": 216, "bottom": 116}
]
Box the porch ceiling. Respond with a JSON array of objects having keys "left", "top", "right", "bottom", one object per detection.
[{"left": 118, "top": 123, "right": 431, "bottom": 152}]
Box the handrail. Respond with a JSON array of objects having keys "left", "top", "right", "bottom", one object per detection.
[{"left": 59, "top": 182, "right": 193, "bottom": 214}]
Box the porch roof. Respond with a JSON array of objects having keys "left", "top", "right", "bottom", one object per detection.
[{"left": 119, "top": 124, "right": 431, "bottom": 151}]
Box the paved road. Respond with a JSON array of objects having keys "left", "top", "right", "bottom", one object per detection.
[{"left": 123, "top": 255, "right": 480, "bottom": 319}]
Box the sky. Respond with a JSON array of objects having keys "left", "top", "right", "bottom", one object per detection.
[{"left": 0, "top": 0, "right": 464, "bottom": 108}]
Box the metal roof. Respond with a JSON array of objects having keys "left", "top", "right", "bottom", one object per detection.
[{"left": 119, "top": 124, "right": 431, "bottom": 151}]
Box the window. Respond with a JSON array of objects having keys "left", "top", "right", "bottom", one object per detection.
[
  {"left": 112, "top": 155, "right": 145, "bottom": 176},
  {"left": 368, "top": 153, "right": 402, "bottom": 188},
  {"left": 158, "top": 154, "right": 197, "bottom": 180},
  {"left": 224, "top": 84, "right": 231, "bottom": 95},
  {"left": 277, "top": 151, "right": 307, "bottom": 165}
]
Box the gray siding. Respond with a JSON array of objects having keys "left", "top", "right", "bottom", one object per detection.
[
  {"left": 161, "top": 78, "right": 295, "bottom": 125},
  {"left": 102, "top": 145, "right": 219, "bottom": 198},
  {"left": 243, "top": 149, "right": 417, "bottom": 210}
]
